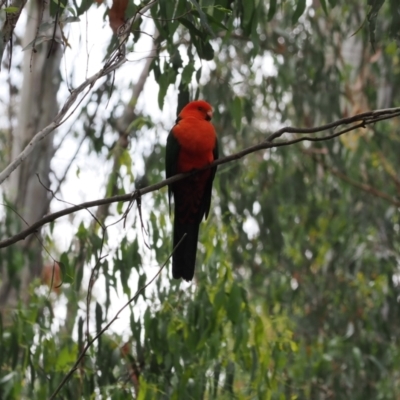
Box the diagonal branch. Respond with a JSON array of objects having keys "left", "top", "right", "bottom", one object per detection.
[
  {"left": 1, "top": 106, "right": 400, "bottom": 249},
  {"left": 0, "top": 53, "right": 126, "bottom": 185},
  {"left": 303, "top": 148, "right": 400, "bottom": 207},
  {"left": 330, "top": 167, "right": 400, "bottom": 207},
  {"left": 0, "top": 0, "right": 159, "bottom": 186}
]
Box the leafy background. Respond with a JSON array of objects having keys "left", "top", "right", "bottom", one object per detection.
[{"left": 0, "top": 0, "right": 400, "bottom": 398}]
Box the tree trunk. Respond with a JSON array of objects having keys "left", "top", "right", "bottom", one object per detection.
[{"left": 0, "top": 0, "right": 62, "bottom": 311}]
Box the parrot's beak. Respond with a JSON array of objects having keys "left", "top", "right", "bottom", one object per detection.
[{"left": 206, "top": 110, "right": 213, "bottom": 121}]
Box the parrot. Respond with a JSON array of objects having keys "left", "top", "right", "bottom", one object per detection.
[{"left": 165, "top": 100, "right": 218, "bottom": 281}]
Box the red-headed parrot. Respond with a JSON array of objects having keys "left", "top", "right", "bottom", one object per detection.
[{"left": 165, "top": 100, "right": 218, "bottom": 281}]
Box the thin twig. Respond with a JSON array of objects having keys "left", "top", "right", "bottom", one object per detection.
[
  {"left": 52, "top": 132, "right": 88, "bottom": 197},
  {"left": 36, "top": 174, "right": 104, "bottom": 230},
  {"left": 47, "top": 3, "right": 60, "bottom": 59},
  {"left": 49, "top": 233, "right": 185, "bottom": 400},
  {"left": 86, "top": 235, "right": 107, "bottom": 340}
]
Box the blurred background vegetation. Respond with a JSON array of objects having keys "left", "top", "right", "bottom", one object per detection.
[{"left": 1, "top": 0, "right": 400, "bottom": 398}]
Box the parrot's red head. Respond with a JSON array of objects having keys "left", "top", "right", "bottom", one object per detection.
[{"left": 179, "top": 100, "right": 213, "bottom": 121}]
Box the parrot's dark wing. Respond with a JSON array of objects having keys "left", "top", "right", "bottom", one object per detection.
[{"left": 165, "top": 129, "right": 180, "bottom": 214}]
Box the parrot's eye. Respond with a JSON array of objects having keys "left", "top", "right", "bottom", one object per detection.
[{"left": 198, "top": 106, "right": 203, "bottom": 111}]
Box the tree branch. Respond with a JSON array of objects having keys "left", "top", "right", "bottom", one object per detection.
[
  {"left": 323, "top": 161, "right": 400, "bottom": 207},
  {"left": 1, "top": 106, "right": 399, "bottom": 249},
  {"left": 303, "top": 148, "right": 400, "bottom": 207},
  {"left": 0, "top": 0, "right": 28, "bottom": 68}
]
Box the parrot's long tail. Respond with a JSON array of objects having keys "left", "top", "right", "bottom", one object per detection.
[{"left": 172, "top": 219, "right": 200, "bottom": 281}]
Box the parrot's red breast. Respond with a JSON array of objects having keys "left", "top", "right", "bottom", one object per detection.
[{"left": 172, "top": 101, "right": 216, "bottom": 172}]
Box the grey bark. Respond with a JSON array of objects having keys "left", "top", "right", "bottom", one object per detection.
[{"left": 0, "top": 0, "right": 62, "bottom": 311}]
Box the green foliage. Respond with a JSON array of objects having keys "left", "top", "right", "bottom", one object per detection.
[{"left": 2, "top": 0, "right": 400, "bottom": 399}]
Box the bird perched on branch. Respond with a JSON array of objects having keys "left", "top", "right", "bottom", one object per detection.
[{"left": 165, "top": 100, "right": 218, "bottom": 281}]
